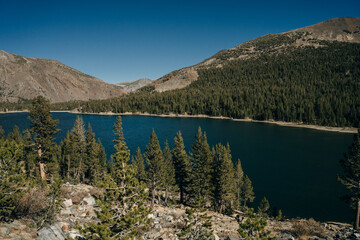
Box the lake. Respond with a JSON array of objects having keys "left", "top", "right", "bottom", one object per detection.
[{"left": 0, "top": 112, "right": 354, "bottom": 223}]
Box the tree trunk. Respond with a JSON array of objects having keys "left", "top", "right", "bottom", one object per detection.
[
  {"left": 38, "top": 146, "right": 46, "bottom": 180},
  {"left": 165, "top": 187, "right": 169, "bottom": 206},
  {"left": 151, "top": 187, "right": 155, "bottom": 208},
  {"left": 67, "top": 155, "right": 70, "bottom": 181},
  {"left": 355, "top": 200, "right": 360, "bottom": 230},
  {"left": 39, "top": 162, "right": 46, "bottom": 181},
  {"left": 180, "top": 188, "right": 184, "bottom": 204}
]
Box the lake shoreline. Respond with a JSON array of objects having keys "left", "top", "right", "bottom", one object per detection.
[
  {"left": 69, "top": 110, "right": 358, "bottom": 134},
  {"left": 0, "top": 110, "right": 356, "bottom": 133}
]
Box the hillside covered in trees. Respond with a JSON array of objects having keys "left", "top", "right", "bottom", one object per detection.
[{"left": 53, "top": 41, "right": 360, "bottom": 127}]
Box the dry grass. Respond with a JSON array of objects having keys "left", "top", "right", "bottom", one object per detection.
[
  {"left": 15, "top": 188, "right": 49, "bottom": 218},
  {"left": 291, "top": 218, "right": 327, "bottom": 239},
  {"left": 71, "top": 191, "right": 89, "bottom": 204}
]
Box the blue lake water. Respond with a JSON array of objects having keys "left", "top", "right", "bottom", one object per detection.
[{"left": 0, "top": 112, "right": 354, "bottom": 223}]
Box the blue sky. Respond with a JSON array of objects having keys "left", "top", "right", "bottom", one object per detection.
[{"left": 0, "top": 0, "right": 359, "bottom": 83}]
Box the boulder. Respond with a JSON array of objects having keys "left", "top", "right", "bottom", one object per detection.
[
  {"left": 82, "top": 196, "right": 96, "bottom": 206},
  {"left": 276, "top": 234, "right": 295, "bottom": 240},
  {"left": 0, "top": 227, "right": 10, "bottom": 236},
  {"left": 37, "top": 224, "right": 65, "bottom": 240},
  {"left": 62, "top": 198, "right": 73, "bottom": 208}
]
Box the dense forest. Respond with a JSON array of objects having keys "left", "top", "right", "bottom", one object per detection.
[
  {"left": 1, "top": 96, "right": 280, "bottom": 239},
  {"left": 50, "top": 41, "right": 360, "bottom": 127}
]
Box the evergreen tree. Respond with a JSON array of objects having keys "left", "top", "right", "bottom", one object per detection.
[
  {"left": 145, "top": 129, "right": 164, "bottom": 208},
  {"left": 23, "top": 129, "right": 37, "bottom": 177},
  {"left": 172, "top": 131, "right": 191, "bottom": 204},
  {"left": 97, "top": 138, "right": 107, "bottom": 172},
  {"left": 82, "top": 122, "right": 150, "bottom": 239},
  {"left": 85, "top": 123, "right": 101, "bottom": 183},
  {"left": 162, "top": 140, "right": 176, "bottom": 205},
  {"left": 113, "top": 116, "right": 124, "bottom": 144},
  {"left": 237, "top": 208, "right": 271, "bottom": 239},
  {"left": 0, "top": 139, "right": 26, "bottom": 221},
  {"left": 0, "top": 125, "right": 4, "bottom": 141},
  {"left": 29, "top": 96, "right": 59, "bottom": 181},
  {"left": 257, "top": 197, "right": 270, "bottom": 217},
  {"left": 338, "top": 129, "right": 360, "bottom": 229},
  {"left": 132, "top": 147, "right": 146, "bottom": 183},
  {"left": 189, "top": 127, "right": 213, "bottom": 206},
  {"left": 7, "top": 125, "right": 22, "bottom": 144},
  {"left": 235, "top": 159, "right": 244, "bottom": 209},
  {"left": 212, "top": 143, "right": 236, "bottom": 213},
  {"left": 241, "top": 175, "right": 255, "bottom": 208},
  {"left": 60, "top": 131, "right": 72, "bottom": 180},
  {"left": 69, "top": 116, "right": 86, "bottom": 182}
]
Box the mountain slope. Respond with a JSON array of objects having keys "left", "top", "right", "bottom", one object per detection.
[
  {"left": 77, "top": 17, "right": 360, "bottom": 127},
  {"left": 150, "top": 17, "right": 360, "bottom": 92},
  {"left": 0, "top": 50, "right": 125, "bottom": 103},
  {"left": 115, "top": 78, "right": 152, "bottom": 92}
]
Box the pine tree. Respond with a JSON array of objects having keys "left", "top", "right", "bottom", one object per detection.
[
  {"left": 257, "top": 197, "right": 270, "bottom": 217},
  {"left": 235, "top": 159, "right": 244, "bottom": 209},
  {"left": 338, "top": 129, "right": 360, "bottom": 229},
  {"left": 23, "top": 129, "right": 37, "bottom": 177},
  {"left": 113, "top": 116, "right": 124, "bottom": 144},
  {"left": 0, "top": 139, "right": 26, "bottom": 221},
  {"left": 85, "top": 123, "right": 100, "bottom": 183},
  {"left": 69, "top": 116, "right": 86, "bottom": 182},
  {"left": 241, "top": 175, "right": 255, "bottom": 208},
  {"left": 163, "top": 140, "right": 176, "bottom": 205},
  {"left": 145, "top": 129, "right": 164, "bottom": 208},
  {"left": 172, "top": 131, "right": 191, "bottom": 204},
  {"left": 132, "top": 147, "right": 146, "bottom": 183},
  {"left": 29, "top": 96, "right": 59, "bottom": 181},
  {"left": 7, "top": 125, "right": 22, "bottom": 144},
  {"left": 212, "top": 143, "right": 236, "bottom": 213},
  {"left": 82, "top": 116, "right": 151, "bottom": 239},
  {"left": 237, "top": 208, "right": 271, "bottom": 239},
  {"left": 60, "top": 131, "right": 72, "bottom": 180},
  {"left": 189, "top": 127, "right": 213, "bottom": 206},
  {"left": 0, "top": 125, "right": 4, "bottom": 141},
  {"left": 97, "top": 138, "right": 107, "bottom": 172}
]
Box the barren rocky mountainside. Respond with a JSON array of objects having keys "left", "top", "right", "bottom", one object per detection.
[
  {"left": 149, "top": 17, "right": 360, "bottom": 92},
  {"left": 115, "top": 78, "right": 152, "bottom": 92},
  {"left": 0, "top": 50, "right": 125, "bottom": 103}
]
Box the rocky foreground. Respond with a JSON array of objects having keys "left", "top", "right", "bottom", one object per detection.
[{"left": 0, "top": 183, "right": 359, "bottom": 240}]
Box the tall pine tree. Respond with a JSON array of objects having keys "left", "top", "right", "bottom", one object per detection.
[
  {"left": 163, "top": 140, "right": 176, "bottom": 205},
  {"left": 29, "top": 96, "right": 59, "bottom": 181},
  {"left": 189, "top": 127, "right": 213, "bottom": 206},
  {"left": 234, "top": 159, "right": 244, "bottom": 210},
  {"left": 145, "top": 129, "right": 164, "bottom": 208},
  {"left": 69, "top": 116, "right": 86, "bottom": 182},
  {"left": 212, "top": 143, "right": 236, "bottom": 213},
  {"left": 132, "top": 147, "right": 146, "bottom": 183},
  {"left": 172, "top": 131, "right": 191, "bottom": 204}
]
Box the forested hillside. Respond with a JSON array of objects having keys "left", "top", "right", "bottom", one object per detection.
[{"left": 64, "top": 41, "right": 359, "bottom": 127}]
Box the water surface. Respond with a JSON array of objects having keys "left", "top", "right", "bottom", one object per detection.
[{"left": 0, "top": 112, "right": 354, "bottom": 223}]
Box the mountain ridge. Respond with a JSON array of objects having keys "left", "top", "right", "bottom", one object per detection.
[
  {"left": 148, "top": 17, "right": 360, "bottom": 92},
  {"left": 0, "top": 50, "right": 125, "bottom": 103}
]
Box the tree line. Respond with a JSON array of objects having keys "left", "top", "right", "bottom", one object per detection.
[{"left": 52, "top": 41, "right": 359, "bottom": 128}]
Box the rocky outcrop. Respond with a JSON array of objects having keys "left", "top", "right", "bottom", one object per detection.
[
  {"left": 2, "top": 183, "right": 358, "bottom": 240},
  {"left": 0, "top": 50, "right": 125, "bottom": 103},
  {"left": 116, "top": 78, "right": 153, "bottom": 92}
]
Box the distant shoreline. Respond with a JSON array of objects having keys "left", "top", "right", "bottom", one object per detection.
[
  {"left": 70, "top": 110, "right": 358, "bottom": 134},
  {"left": 0, "top": 110, "right": 356, "bottom": 133}
]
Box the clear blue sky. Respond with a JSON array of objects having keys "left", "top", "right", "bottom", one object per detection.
[{"left": 1, "top": 0, "right": 359, "bottom": 83}]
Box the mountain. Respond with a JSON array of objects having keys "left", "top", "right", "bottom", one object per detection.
[
  {"left": 150, "top": 17, "right": 360, "bottom": 92},
  {"left": 0, "top": 50, "right": 125, "bottom": 103},
  {"left": 77, "top": 17, "right": 360, "bottom": 127},
  {"left": 115, "top": 78, "right": 152, "bottom": 92}
]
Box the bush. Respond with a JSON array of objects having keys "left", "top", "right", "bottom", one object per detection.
[{"left": 292, "top": 218, "right": 327, "bottom": 239}]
